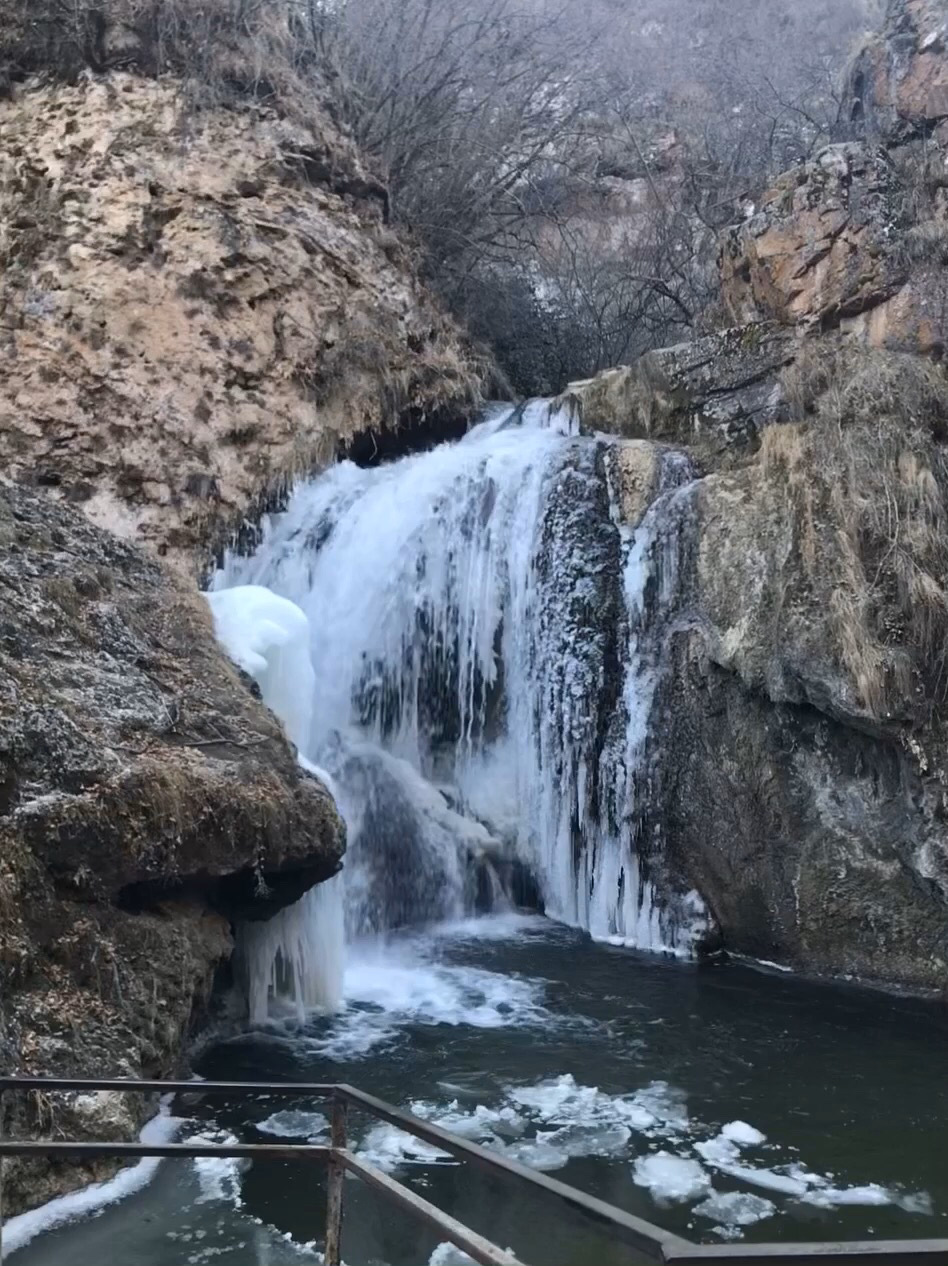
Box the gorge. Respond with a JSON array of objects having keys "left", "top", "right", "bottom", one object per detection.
[{"left": 2, "top": 0, "right": 948, "bottom": 1260}]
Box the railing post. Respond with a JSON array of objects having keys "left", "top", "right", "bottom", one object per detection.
[
  {"left": 324, "top": 1091, "right": 347, "bottom": 1266},
  {"left": 1, "top": 1086, "right": 5, "bottom": 1266}
]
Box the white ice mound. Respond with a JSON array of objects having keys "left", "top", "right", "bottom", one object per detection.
[{"left": 205, "top": 584, "right": 315, "bottom": 751}]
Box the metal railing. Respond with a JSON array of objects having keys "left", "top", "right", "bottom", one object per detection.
[{"left": 1, "top": 1078, "right": 947, "bottom": 1266}]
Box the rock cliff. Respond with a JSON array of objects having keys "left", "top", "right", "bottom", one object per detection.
[
  {"left": 0, "top": 481, "right": 344, "bottom": 1210},
  {"left": 721, "top": 0, "right": 948, "bottom": 355},
  {"left": 0, "top": 33, "right": 482, "bottom": 1213},
  {"left": 564, "top": 0, "right": 948, "bottom": 993},
  {"left": 0, "top": 72, "right": 483, "bottom": 572}
]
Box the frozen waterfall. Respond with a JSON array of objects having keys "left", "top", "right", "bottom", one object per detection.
[
  {"left": 205, "top": 585, "right": 344, "bottom": 1022},
  {"left": 209, "top": 399, "right": 708, "bottom": 1009}
]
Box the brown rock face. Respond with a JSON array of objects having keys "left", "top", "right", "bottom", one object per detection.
[
  {"left": 721, "top": 145, "right": 908, "bottom": 332},
  {"left": 0, "top": 481, "right": 345, "bottom": 1210},
  {"left": 0, "top": 74, "right": 483, "bottom": 572},
  {"left": 846, "top": 0, "right": 948, "bottom": 138},
  {"left": 721, "top": 1, "right": 948, "bottom": 354}
]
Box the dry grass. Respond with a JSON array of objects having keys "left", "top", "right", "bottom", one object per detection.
[
  {"left": 0, "top": 0, "right": 326, "bottom": 118},
  {"left": 765, "top": 344, "right": 948, "bottom": 718}
]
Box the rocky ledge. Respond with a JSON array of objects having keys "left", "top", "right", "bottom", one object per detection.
[{"left": 0, "top": 482, "right": 344, "bottom": 1211}]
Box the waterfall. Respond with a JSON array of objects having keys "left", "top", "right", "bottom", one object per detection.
[{"left": 210, "top": 399, "right": 708, "bottom": 1011}]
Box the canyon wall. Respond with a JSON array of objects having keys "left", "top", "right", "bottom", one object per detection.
[{"left": 565, "top": 0, "right": 948, "bottom": 993}]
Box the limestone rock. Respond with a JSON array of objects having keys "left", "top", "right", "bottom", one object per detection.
[
  {"left": 720, "top": 145, "right": 908, "bottom": 332},
  {"left": 611, "top": 442, "right": 660, "bottom": 525},
  {"left": 558, "top": 325, "right": 796, "bottom": 461},
  {"left": 0, "top": 481, "right": 344, "bottom": 1211},
  {"left": 0, "top": 74, "right": 483, "bottom": 573}
]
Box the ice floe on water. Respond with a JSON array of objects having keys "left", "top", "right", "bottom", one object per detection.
[
  {"left": 192, "top": 1129, "right": 246, "bottom": 1206},
  {"left": 257, "top": 1109, "right": 330, "bottom": 1141},
  {"left": 358, "top": 1124, "right": 456, "bottom": 1171},
  {"left": 429, "top": 1244, "right": 519, "bottom": 1266},
  {"left": 689, "top": 1124, "right": 932, "bottom": 1215},
  {"left": 692, "top": 1190, "right": 777, "bottom": 1237},
  {"left": 720, "top": 1120, "right": 767, "bottom": 1147},
  {"left": 633, "top": 1153, "right": 712, "bottom": 1203},
  {"left": 506, "top": 1073, "right": 688, "bottom": 1136},
  {"left": 356, "top": 1076, "right": 932, "bottom": 1240}
]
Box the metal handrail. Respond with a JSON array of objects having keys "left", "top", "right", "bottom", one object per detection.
[{"left": 1, "top": 1078, "right": 946, "bottom": 1266}]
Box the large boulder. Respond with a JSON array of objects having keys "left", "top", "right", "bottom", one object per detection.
[
  {"left": 557, "top": 325, "right": 796, "bottom": 462},
  {"left": 0, "top": 481, "right": 344, "bottom": 1210}
]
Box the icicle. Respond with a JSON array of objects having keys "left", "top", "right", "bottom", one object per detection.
[{"left": 204, "top": 586, "right": 345, "bottom": 1020}]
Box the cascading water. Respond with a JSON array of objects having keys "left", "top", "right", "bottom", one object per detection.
[{"left": 210, "top": 398, "right": 707, "bottom": 1019}]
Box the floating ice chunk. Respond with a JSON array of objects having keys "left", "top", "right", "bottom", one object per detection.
[
  {"left": 192, "top": 1129, "right": 245, "bottom": 1206},
  {"left": 430, "top": 1246, "right": 477, "bottom": 1266},
  {"left": 411, "top": 1100, "right": 526, "bottom": 1141},
  {"left": 704, "top": 1160, "right": 811, "bottom": 1198},
  {"left": 693, "top": 1190, "right": 776, "bottom": 1229},
  {"left": 694, "top": 1135, "right": 741, "bottom": 1167},
  {"left": 507, "top": 1075, "right": 687, "bottom": 1136},
  {"left": 540, "top": 1122, "right": 632, "bottom": 1159},
  {"left": 692, "top": 1141, "right": 933, "bottom": 1214},
  {"left": 632, "top": 1152, "right": 712, "bottom": 1203},
  {"left": 721, "top": 1121, "right": 767, "bottom": 1147},
  {"left": 258, "top": 1109, "right": 330, "bottom": 1140},
  {"left": 496, "top": 1136, "right": 570, "bottom": 1172},
  {"left": 359, "top": 1124, "right": 455, "bottom": 1172},
  {"left": 429, "top": 1243, "right": 519, "bottom": 1266},
  {"left": 802, "top": 1184, "right": 933, "bottom": 1214}
]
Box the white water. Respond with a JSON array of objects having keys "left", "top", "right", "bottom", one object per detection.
[{"left": 210, "top": 398, "right": 707, "bottom": 997}]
